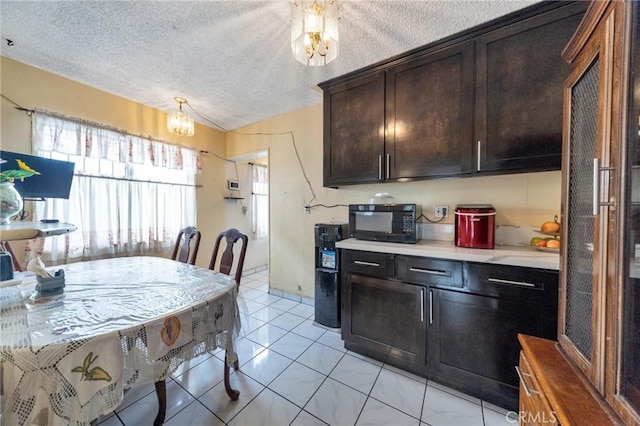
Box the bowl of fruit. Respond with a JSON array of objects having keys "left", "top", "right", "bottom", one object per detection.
[{"left": 530, "top": 216, "right": 561, "bottom": 252}]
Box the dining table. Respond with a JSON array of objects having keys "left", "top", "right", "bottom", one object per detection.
[{"left": 0, "top": 256, "right": 241, "bottom": 425}]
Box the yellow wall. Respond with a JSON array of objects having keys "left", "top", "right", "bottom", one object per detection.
[
  {"left": 2, "top": 56, "right": 562, "bottom": 298},
  {"left": 227, "top": 104, "right": 562, "bottom": 297},
  {"left": 0, "top": 57, "right": 268, "bottom": 271}
]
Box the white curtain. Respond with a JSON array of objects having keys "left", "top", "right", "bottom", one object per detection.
[
  {"left": 251, "top": 163, "right": 268, "bottom": 239},
  {"left": 30, "top": 112, "right": 199, "bottom": 264}
]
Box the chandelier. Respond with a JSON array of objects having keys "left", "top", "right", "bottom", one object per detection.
[
  {"left": 291, "top": 0, "right": 339, "bottom": 66},
  {"left": 167, "top": 97, "right": 195, "bottom": 137}
]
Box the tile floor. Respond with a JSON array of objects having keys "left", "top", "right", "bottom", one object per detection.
[{"left": 98, "top": 269, "right": 518, "bottom": 426}]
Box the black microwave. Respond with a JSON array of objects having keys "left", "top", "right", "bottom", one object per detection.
[{"left": 348, "top": 204, "right": 420, "bottom": 244}]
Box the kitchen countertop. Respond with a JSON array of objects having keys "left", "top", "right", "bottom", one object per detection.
[{"left": 336, "top": 238, "right": 560, "bottom": 271}]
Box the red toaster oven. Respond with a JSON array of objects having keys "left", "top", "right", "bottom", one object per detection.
[{"left": 454, "top": 205, "right": 496, "bottom": 249}]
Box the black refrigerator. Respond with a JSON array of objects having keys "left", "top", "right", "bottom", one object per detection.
[{"left": 314, "top": 223, "right": 348, "bottom": 328}]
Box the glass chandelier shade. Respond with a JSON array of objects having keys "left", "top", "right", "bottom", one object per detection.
[
  {"left": 291, "top": 0, "right": 339, "bottom": 66},
  {"left": 167, "top": 97, "right": 195, "bottom": 137}
]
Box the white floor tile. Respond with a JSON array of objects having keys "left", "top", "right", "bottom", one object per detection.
[
  {"left": 346, "top": 351, "right": 383, "bottom": 367},
  {"left": 268, "top": 361, "right": 326, "bottom": 408},
  {"left": 239, "top": 299, "right": 266, "bottom": 314},
  {"left": 483, "top": 405, "right": 517, "bottom": 426},
  {"left": 245, "top": 323, "right": 288, "bottom": 347},
  {"left": 270, "top": 298, "right": 301, "bottom": 312},
  {"left": 370, "top": 368, "right": 426, "bottom": 420},
  {"left": 170, "top": 352, "right": 212, "bottom": 379},
  {"left": 117, "top": 382, "right": 155, "bottom": 411},
  {"left": 250, "top": 292, "right": 282, "bottom": 306},
  {"left": 217, "top": 336, "right": 265, "bottom": 364},
  {"left": 172, "top": 354, "right": 226, "bottom": 397},
  {"left": 421, "top": 385, "right": 483, "bottom": 426},
  {"left": 96, "top": 413, "right": 122, "bottom": 426},
  {"left": 291, "top": 410, "right": 330, "bottom": 426},
  {"left": 238, "top": 315, "right": 266, "bottom": 334},
  {"left": 383, "top": 363, "right": 427, "bottom": 384},
  {"left": 291, "top": 319, "right": 327, "bottom": 341},
  {"left": 269, "top": 332, "right": 315, "bottom": 360},
  {"left": 304, "top": 378, "right": 367, "bottom": 426},
  {"left": 228, "top": 388, "right": 301, "bottom": 426},
  {"left": 356, "top": 398, "right": 420, "bottom": 426},
  {"left": 118, "top": 269, "right": 509, "bottom": 426},
  {"left": 241, "top": 288, "right": 268, "bottom": 301},
  {"left": 329, "top": 354, "right": 382, "bottom": 394},
  {"left": 239, "top": 348, "right": 292, "bottom": 385},
  {"left": 199, "top": 372, "right": 265, "bottom": 423},
  {"left": 164, "top": 400, "right": 224, "bottom": 426},
  {"left": 317, "top": 330, "right": 346, "bottom": 352},
  {"left": 297, "top": 342, "right": 345, "bottom": 375},
  {"left": 117, "top": 379, "right": 194, "bottom": 425},
  {"left": 289, "top": 303, "right": 315, "bottom": 318},
  {"left": 269, "top": 312, "right": 306, "bottom": 331},
  {"left": 250, "top": 306, "right": 285, "bottom": 322}
]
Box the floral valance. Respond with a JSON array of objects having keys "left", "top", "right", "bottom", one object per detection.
[{"left": 32, "top": 111, "right": 201, "bottom": 173}]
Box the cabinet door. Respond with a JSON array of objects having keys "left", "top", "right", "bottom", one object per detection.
[
  {"left": 322, "top": 72, "right": 385, "bottom": 187},
  {"left": 386, "top": 41, "right": 474, "bottom": 179},
  {"left": 428, "top": 288, "right": 556, "bottom": 410},
  {"left": 342, "top": 274, "right": 426, "bottom": 375},
  {"left": 475, "top": 3, "right": 585, "bottom": 173}
]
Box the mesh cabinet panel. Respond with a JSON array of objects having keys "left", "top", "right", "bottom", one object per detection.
[{"left": 565, "top": 59, "right": 599, "bottom": 359}]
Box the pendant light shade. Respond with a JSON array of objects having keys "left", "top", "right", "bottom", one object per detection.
[
  {"left": 291, "top": 0, "right": 339, "bottom": 66},
  {"left": 167, "top": 97, "right": 195, "bottom": 137}
]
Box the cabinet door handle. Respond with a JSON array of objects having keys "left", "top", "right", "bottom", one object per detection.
[
  {"left": 592, "top": 157, "right": 616, "bottom": 215},
  {"left": 488, "top": 277, "right": 536, "bottom": 288},
  {"left": 410, "top": 267, "right": 447, "bottom": 276},
  {"left": 386, "top": 153, "right": 390, "bottom": 179},
  {"left": 429, "top": 290, "right": 433, "bottom": 325},
  {"left": 420, "top": 288, "right": 425, "bottom": 322},
  {"left": 477, "top": 140, "right": 482, "bottom": 171},
  {"left": 354, "top": 260, "right": 380, "bottom": 267},
  {"left": 378, "top": 155, "right": 383, "bottom": 180},
  {"left": 515, "top": 366, "right": 538, "bottom": 397}
]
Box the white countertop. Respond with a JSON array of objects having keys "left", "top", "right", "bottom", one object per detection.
[{"left": 336, "top": 238, "right": 560, "bottom": 271}]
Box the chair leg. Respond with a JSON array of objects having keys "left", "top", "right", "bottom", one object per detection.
[
  {"left": 224, "top": 353, "right": 240, "bottom": 401},
  {"left": 153, "top": 380, "right": 167, "bottom": 426}
]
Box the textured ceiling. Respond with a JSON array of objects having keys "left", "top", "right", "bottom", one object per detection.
[{"left": 0, "top": 0, "right": 539, "bottom": 131}]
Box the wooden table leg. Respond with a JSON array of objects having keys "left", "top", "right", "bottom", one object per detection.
[
  {"left": 153, "top": 380, "right": 166, "bottom": 426},
  {"left": 224, "top": 350, "right": 240, "bottom": 401}
]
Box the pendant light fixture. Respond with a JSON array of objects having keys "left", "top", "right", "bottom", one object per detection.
[
  {"left": 167, "top": 97, "right": 195, "bottom": 137},
  {"left": 291, "top": 0, "right": 339, "bottom": 66}
]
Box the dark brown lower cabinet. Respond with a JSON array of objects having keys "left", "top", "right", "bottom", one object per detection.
[
  {"left": 428, "top": 288, "right": 557, "bottom": 410},
  {"left": 341, "top": 273, "right": 427, "bottom": 376}
]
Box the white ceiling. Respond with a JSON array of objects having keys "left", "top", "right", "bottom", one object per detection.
[{"left": 0, "top": 0, "right": 539, "bottom": 131}]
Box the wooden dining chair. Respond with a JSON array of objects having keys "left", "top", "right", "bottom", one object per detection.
[
  {"left": 170, "top": 226, "right": 201, "bottom": 265},
  {"left": 208, "top": 228, "right": 248, "bottom": 288}
]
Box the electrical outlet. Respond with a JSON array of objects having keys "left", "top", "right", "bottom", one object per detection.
[{"left": 435, "top": 205, "right": 449, "bottom": 218}]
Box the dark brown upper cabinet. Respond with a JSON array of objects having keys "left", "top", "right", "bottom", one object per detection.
[
  {"left": 475, "top": 5, "right": 586, "bottom": 173},
  {"left": 320, "top": 1, "right": 587, "bottom": 188},
  {"left": 386, "top": 41, "right": 475, "bottom": 179},
  {"left": 322, "top": 72, "right": 385, "bottom": 186}
]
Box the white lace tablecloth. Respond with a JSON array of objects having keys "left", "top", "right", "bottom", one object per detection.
[{"left": 0, "top": 256, "right": 239, "bottom": 425}]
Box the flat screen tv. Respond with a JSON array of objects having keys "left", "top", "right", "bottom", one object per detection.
[{"left": 0, "top": 150, "right": 75, "bottom": 200}]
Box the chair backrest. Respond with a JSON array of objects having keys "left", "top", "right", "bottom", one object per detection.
[
  {"left": 208, "top": 228, "right": 248, "bottom": 287},
  {"left": 170, "top": 226, "right": 201, "bottom": 265}
]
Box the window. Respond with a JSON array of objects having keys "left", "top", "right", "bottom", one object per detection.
[
  {"left": 30, "top": 112, "right": 200, "bottom": 264},
  {"left": 251, "top": 163, "right": 268, "bottom": 238}
]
